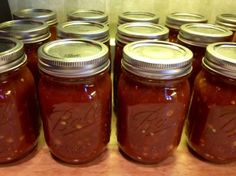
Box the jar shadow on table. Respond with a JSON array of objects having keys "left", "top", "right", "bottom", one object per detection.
[
  {"left": 0, "top": 144, "right": 42, "bottom": 167},
  {"left": 117, "top": 148, "right": 176, "bottom": 167},
  {"left": 50, "top": 149, "right": 109, "bottom": 168}
]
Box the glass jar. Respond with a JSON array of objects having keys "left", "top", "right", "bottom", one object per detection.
[
  {"left": 0, "top": 20, "right": 50, "bottom": 84},
  {"left": 178, "top": 23, "right": 233, "bottom": 88},
  {"left": 216, "top": 13, "right": 236, "bottom": 42},
  {"left": 0, "top": 37, "right": 40, "bottom": 164},
  {"left": 67, "top": 9, "right": 108, "bottom": 25},
  {"left": 13, "top": 8, "right": 58, "bottom": 40},
  {"left": 165, "top": 12, "right": 207, "bottom": 43},
  {"left": 114, "top": 22, "right": 169, "bottom": 111},
  {"left": 186, "top": 42, "right": 236, "bottom": 163},
  {"left": 117, "top": 40, "right": 193, "bottom": 164},
  {"left": 118, "top": 11, "right": 159, "bottom": 25},
  {"left": 38, "top": 39, "right": 111, "bottom": 164}
]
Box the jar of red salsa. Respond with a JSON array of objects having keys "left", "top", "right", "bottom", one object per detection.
[
  {"left": 216, "top": 13, "right": 236, "bottom": 42},
  {"left": 165, "top": 12, "right": 207, "bottom": 42},
  {"left": 38, "top": 39, "right": 111, "bottom": 164},
  {"left": 178, "top": 23, "right": 233, "bottom": 88},
  {"left": 0, "top": 37, "right": 40, "bottom": 164},
  {"left": 67, "top": 9, "right": 108, "bottom": 25},
  {"left": 114, "top": 22, "right": 169, "bottom": 111},
  {"left": 186, "top": 42, "right": 236, "bottom": 163},
  {"left": 118, "top": 11, "right": 159, "bottom": 25},
  {"left": 0, "top": 20, "right": 50, "bottom": 83},
  {"left": 13, "top": 8, "right": 58, "bottom": 40},
  {"left": 117, "top": 40, "right": 193, "bottom": 164}
]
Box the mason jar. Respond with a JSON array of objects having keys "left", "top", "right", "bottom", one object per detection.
[
  {"left": 186, "top": 42, "right": 236, "bottom": 163},
  {"left": 216, "top": 13, "right": 236, "bottom": 42},
  {"left": 165, "top": 12, "right": 207, "bottom": 42},
  {"left": 38, "top": 39, "right": 111, "bottom": 164},
  {"left": 117, "top": 40, "right": 193, "bottom": 164},
  {"left": 118, "top": 11, "right": 159, "bottom": 25},
  {"left": 0, "top": 20, "right": 50, "bottom": 83},
  {"left": 13, "top": 8, "right": 58, "bottom": 40},
  {"left": 67, "top": 9, "right": 108, "bottom": 25},
  {"left": 178, "top": 23, "right": 233, "bottom": 88},
  {"left": 0, "top": 37, "right": 40, "bottom": 164},
  {"left": 114, "top": 22, "right": 169, "bottom": 111}
]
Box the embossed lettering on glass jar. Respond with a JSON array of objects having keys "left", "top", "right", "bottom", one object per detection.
[
  {"left": 13, "top": 8, "right": 58, "bottom": 40},
  {"left": 186, "top": 42, "right": 236, "bottom": 163},
  {"left": 114, "top": 22, "right": 169, "bottom": 111},
  {"left": 0, "top": 37, "right": 40, "bottom": 164},
  {"left": 216, "top": 13, "right": 236, "bottom": 42},
  {"left": 117, "top": 40, "right": 193, "bottom": 164},
  {"left": 67, "top": 9, "right": 108, "bottom": 25},
  {"left": 38, "top": 39, "right": 111, "bottom": 164},
  {"left": 118, "top": 11, "right": 159, "bottom": 25},
  {"left": 0, "top": 20, "right": 50, "bottom": 83},
  {"left": 178, "top": 23, "right": 233, "bottom": 88},
  {"left": 165, "top": 12, "right": 207, "bottom": 42}
]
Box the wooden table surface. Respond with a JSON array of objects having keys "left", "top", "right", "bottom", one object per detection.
[{"left": 0, "top": 113, "right": 236, "bottom": 176}]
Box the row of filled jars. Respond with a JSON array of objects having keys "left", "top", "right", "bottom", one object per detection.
[{"left": 0, "top": 8, "right": 236, "bottom": 165}]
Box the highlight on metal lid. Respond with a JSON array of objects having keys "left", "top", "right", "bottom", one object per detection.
[
  {"left": 0, "top": 37, "right": 27, "bottom": 73},
  {"left": 13, "top": 8, "right": 57, "bottom": 26},
  {"left": 0, "top": 20, "right": 50, "bottom": 44},
  {"left": 118, "top": 11, "right": 159, "bottom": 25},
  {"left": 216, "top": 13, "right": 236, "bottom": 31},
  {"left": 122, "top": 40, "right": 193, "bottom": 79},
  {"left": 116, "top": 22, "right": 169, "bottom": 44},
  {"left": 203, "top": 42, "right": 236, "bottom": 79},
  {"left": 38, "top": 39, "right": 110, "bottom": 78},
  {"left": 67, "top": 9, "right": 108, "bottom": 24},
  {"left": 165, "top": 12, "right": 207, "bottom": 30},
  {"left": 178, "top": 23, "right": 233, "bottom": 47},
  {"left": 57, "top": 21, "right": 109, "bottom": 43}
]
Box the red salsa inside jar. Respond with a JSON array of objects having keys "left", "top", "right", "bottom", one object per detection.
[
  {"left": 117, "top": 40, "right": 193, "bottom": 164},
  {"left": 0, "top": 37, "right": 40, "bottom": 164},
  {"left": 38, "top": 39, "right": 111, "bottom": 164},
  {"left": 186, "top": 42, "right": 236, "bottom": 163}
]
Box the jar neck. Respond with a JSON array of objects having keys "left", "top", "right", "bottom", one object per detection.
[
  {"left": 122, "top": 67, "right": 189, "bottom": 87},
  {"left": 0, "top": 63, "right": 27, "bottom": 81},
  {"left": 202, "top": 66, "right": 236, "bottom": 86},
  {"left": 40, "top": 68, "right": 110, "bottom": 84}
]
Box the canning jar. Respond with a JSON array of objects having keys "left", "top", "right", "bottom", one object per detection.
[
  {"left": 114, "top": 23, "right": 169, "bottom": 111},
  {"left": 117, "top": 40, "right": 193, "bottom": 164},
  {"left": 0, "top": 20, "right": 50, "bottom": 83},
  {"left": 216, "top": 13, "right": 236, "bottom": 42},
  {"left": 13, "top": 8, "right": 57, "bottom": 40},
  {"left": 118, "top": 11, "right": 159, "bottom": 25},
  {"left": 38, "top": 39, "right": 111, "bottom": 164},
  {"left": 178, "top": 23, "right": 233, "bottom": 88},
  {"left": 186, "top": 42, "right": 236, "bottom": 163},
  {"left": 67, "top": 9, "right": 108, "bottom": 25},
  {"left": 165, "top": 12, "right": 207, "bottom": 42},
  {"left": 0, "top": 37, "right": 40, "bottom": 164}
]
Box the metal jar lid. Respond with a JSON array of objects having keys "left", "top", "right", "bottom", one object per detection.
[
  {"left": 216, "top": 14, "right": 236, "bottom": 31},
  {"left": 67, "top": 9, "right": 108, "bottom": 24},
  {"left": 0, "top": 37, "right": 27, "bottom": 74},
  {"left": 203, "top": 42, "right": 236, "bottom": 79},
  {"left": 57, "top": 21, "right": 109, "bottom": 43},
  {"left": 178, "top": 23, "right": 233, "bottom": 47},
  {"left": 0, "top": 20, "right": 50, "bottom": 44},
  {"left": 118, "top": 11, "right": 159, "bottom": 25},
  {"left": 122, "top": 40, "right": 193, "bottom": 79},
  {"left": 116, "top": 22, "right": 169, "bottom": 44},
  {"left": 13, "top": 8, "right": 57, "bottom": 26},
  {"left": 38, "top": 39, "right": 110, "bottom": 78},
  {"left": 165, "top": 12, "right": 207, "bottom": 30}
]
